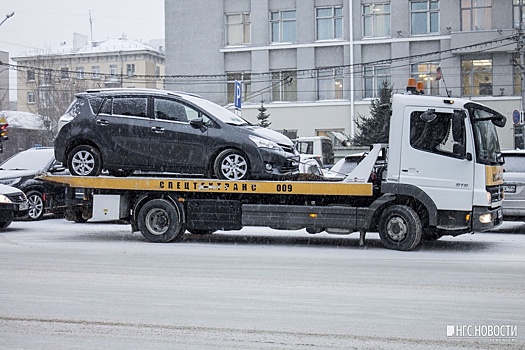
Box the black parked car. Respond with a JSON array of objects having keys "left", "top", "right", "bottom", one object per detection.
[
  {"left": 0, "top": 147, "right": 68, "bottom": 220},
  {"left": 0, "top": 184, "right": 29, "bottom": 228},
  {"left": 54, "top": 89, "right": 299, "bottom": 180}
]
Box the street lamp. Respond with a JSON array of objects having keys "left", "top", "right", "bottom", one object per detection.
[{"left": 0, "top": 12, "right": 14, "bottom": 28}]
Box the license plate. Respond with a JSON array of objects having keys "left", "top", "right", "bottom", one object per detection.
[
  {"left": 19, "top": 202, "right": 29, "bottom": 210},
  {"left": 503, "top": 185, "right": 516, "bottom": 193}
]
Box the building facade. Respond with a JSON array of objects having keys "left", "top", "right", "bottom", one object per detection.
[
  {"left": 165, "top": 0, "right": 522, "bottom": 149},
  {"left": 0, "top": 51, "right": 9, "bottom": 111},
  {"left": 12, "top": 35, "right": 165, "bottom": 132}
]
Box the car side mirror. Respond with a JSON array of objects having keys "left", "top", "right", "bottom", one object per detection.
[
  {"left": 50, "top": 163, "right": 66, "bottom": 173},
  {"left": 190, "top": 117, "right": 206, "bottom": 131}
]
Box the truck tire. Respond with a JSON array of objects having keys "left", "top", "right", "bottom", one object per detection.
[
  {"left": 25, "top": 189, "right": 45, "bottom": 221},
  {"left": 214, "top": 149, "right": 250, "bottom": 180},
  {"left": 137, "top": 199, "right": 185, "bottom": 243},
  {"left": 0, "top": 220, "right": 12, "bottom": 229},
  {"left": 67, "top": 145, "right": 102, "bottom": 176},
  {"left": 378, "top": 205, "right": 422, "bottom": 251}
]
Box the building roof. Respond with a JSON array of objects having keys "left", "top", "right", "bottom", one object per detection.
[
  {"left": 12, "top": 37, "right": 164, "bottom": 60},
  {"left": 0, "top": 111, "right": 46, "bottom": 130}
]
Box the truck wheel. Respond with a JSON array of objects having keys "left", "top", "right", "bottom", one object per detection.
[
  {"left": 67, "top": 145, "right": 102, "bottom": 176},
  {"left": 0, "top": 220, "right": 12, "bottom": 229},
  {"left": 137, "top": 199, "right": 185, "bottom": 243},
  {"left": 26, "top": 190, "right": 45, "bottom": 221},
  {"left": 378, "top": 205, "right": 422, "bottom": 251},
  {"left": 214, "top": 149, "right": 250, "bottom": 180}
]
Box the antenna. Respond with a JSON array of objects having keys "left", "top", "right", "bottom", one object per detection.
[{"left": 89, "top": 10, "right": 94, "bottom": 41}]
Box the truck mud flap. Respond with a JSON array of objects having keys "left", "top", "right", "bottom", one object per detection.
[{"left": 241, "top": 204, "right": 362, "bottom": 230}]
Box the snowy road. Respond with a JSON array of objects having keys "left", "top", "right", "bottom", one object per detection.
[{"left": 0, "top": 219, "right": 524, "bottom": 349}]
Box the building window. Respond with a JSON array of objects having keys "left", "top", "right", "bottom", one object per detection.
[
  {"left": 461, "top": 58, "right": 492, "bottom": 96},
  {"left": 227, "top": 73, "right": 251, "bottom": 104},
  {"left": 43, "top": 69, "right": 52, "bottom": 85},
  {"left": 410, "top": 62, "right": 440, "bottom": 95},
  {"left": 126, "top": 64, "right": 135, "bottom": 77},
  {"left": 76, "top": 67, "right": 84, "bottom": 79},
  {"left": 363, "top": 3, "right": 391, "bottom": 37},
  {"left": 317, "top": 68, "right": 344, "bottom": 100},
  {"left": 27, "top": 69, "right": 35, "bottom": 82},
  {"left": 461, "top": 0, "right": 491, "bottom": 31},
  {"left": 514, "top": 0, "right": 525, "bottom": 29},
  {"left": 363, "top": 64, "right": 390, "bottom": 98},
  {"left": 410, "top": 1, "right": 439, "bottom": 35},
  {"left": 226, "top": 13, "right": 251, "bottom": 46},
  {"left": 91, "top": 66, "right": 100, "bottom": 79},
  {"left": 271, "top": 71, "right": 297, "bottom": 102},
  {"left": 155, "top": 66, "right": 160, "bottom": 78},
  {"left": 61, "top": 92, "right": 70, "bottom": 103},
  {"left": 110, "top": 65, "right": 118, "bottom": 77},
  {"left": 316, "top": 6, "right": 343, "bottom": 40},
  {"left": 60, "top": 67, "right": 69, "bottom": 80},
  {"left": 271, "top": 10, "right": 296, "bottom": 43},
  {"left": 27, "top": 91, "right": 35, "bottom": 104}
]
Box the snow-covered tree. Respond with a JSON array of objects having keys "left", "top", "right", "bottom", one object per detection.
[
  {"left": 257, "top": 100, "right": 271, "bottom": 128},
  {"left": 352, "top": 80, "right": 393, "bottom": 147}
]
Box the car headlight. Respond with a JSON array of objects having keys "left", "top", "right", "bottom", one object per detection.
[
  {"left": 0, "top": 177, "right": 22, "bottom": 187},
  {"left": 249, "top": 135, "right": 282, "bottom": 150},
  {"left": 0, "top": 194, "right": 12, "bottom": 204}
]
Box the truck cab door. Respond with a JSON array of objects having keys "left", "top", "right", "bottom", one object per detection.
[{"left": 397, "top": 107, "right": 474, "bottom": 211}]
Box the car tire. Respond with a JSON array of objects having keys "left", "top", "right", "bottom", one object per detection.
[
  {"left": 67, "top": 145, "right": 102, "bottom": 176},
  {"left": 378, "top": 205, "right": 422, "bottom": 251},
  {"left": 26, "top": 190, "right": 45, "bottom": 221},
  {"left": 214, "top": 149, "right": 250, "bottom": 180},
  {"left": 137, "top": 199, "right": 185, "bottom": 243},
  {"left": 0, "top": 220, "right": 12, "bottom": 229}
]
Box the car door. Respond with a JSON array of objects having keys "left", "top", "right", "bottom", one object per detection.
[
  {"left": 96, "top": 96, "right": 152, "bottom": 168},
  {"left": 149, "top": 98, "right": 210, "bottom": 173}
]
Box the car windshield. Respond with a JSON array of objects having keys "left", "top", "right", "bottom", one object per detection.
[
  {"left": 183, "top": 94, "right": 250, "bottom": 126},
  {"left": 503, "top": 154, "right": 525, "bottom": 172},
  {"left": 0, "top": 149, "right": 54, "bottom": 170}
]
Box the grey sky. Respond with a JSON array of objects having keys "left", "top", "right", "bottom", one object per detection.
[{"left": 0, "top": 0, "right": 165, "bottom": 56}]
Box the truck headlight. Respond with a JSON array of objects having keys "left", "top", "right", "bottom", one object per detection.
[
  {"left": 249, "top": 135, "right": 281, "bottom": 150},
  {"left": 0, "top": 177, "right": 22, "bottom": 187},
  {"left": 479, "top": 213, "right": 492, "bottom": 224},
  {"left": 0, "top": 194, "right": 12, "bottom": 204}
]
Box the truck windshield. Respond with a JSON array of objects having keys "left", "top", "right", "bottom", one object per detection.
[{"left": 466, "top": 103, "right": 505, "bottom": 165}]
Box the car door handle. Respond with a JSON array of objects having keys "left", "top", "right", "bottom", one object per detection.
[
  {"left": 96, "top": 119, "right": 109, "bottom": 126},
  {"left": 151, "top": 126, "right": 164, "bottom": 133}
]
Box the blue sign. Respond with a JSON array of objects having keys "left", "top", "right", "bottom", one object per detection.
[
  {"left": 513, "top": 110, "right": 521, "bottom": 125},
  {"left": 234, "top": 80, "right": 242, "bottom": 110}
]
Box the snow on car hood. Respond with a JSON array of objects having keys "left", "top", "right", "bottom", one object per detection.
[
  {"left": 0, "top": 183, "right": 24, "bottom": 195},
  {"left": 0, "top": 169, "right": 37, "bottom": 179},
  {"left": 240, "top": 125, "right": 294, "bottom": 146}
]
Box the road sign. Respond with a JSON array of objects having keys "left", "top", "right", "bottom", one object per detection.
[
  {"left": 513, "top": 110, "right": 521, "bottom": 125},
  {"left": 234, "top": 80, "right": 242, "bottom": 110}
]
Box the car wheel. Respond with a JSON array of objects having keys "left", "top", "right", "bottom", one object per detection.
[
  {"left": 26, "top": 190, "right": 45, "bottom": 221},
  {"left": 214, "top": 149, "right": 250, "bottom": 180},
  {"left": 0, "top": 220, "right": 12, "bottom": 229},
  {"left": 67, "top": 145, "right": 102, "bottom": 176}
]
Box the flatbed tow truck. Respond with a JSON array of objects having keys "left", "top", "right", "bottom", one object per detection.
[{"left": 40, "top": 91, "right": 507, "bottom": 251}]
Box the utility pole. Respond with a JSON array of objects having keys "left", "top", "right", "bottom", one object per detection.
[
  {"left": 89, "top": 11, "right": 93, "bottom": 41},
  {"left": 520, "top": 1, "right": 525, "bottom": 115}
]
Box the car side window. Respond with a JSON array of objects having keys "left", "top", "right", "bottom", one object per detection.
[
  {"left": 112, "top": 97, "right": 148, "bottom": 117},
  {"left": 154, "top": 99, "right": 190, "bottom": 122}
]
